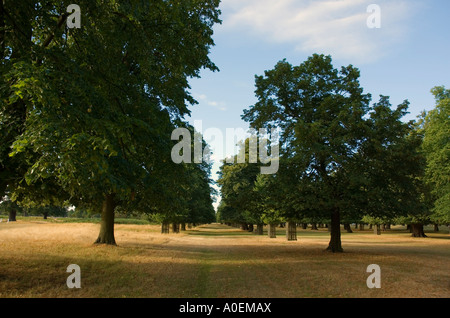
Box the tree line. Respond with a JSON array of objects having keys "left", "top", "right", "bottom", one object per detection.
[{"left": 217, "top": 55, "right": 449, "bottom": 252}]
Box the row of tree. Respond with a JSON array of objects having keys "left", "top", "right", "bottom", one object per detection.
[
  {"left": 217, "top": 54, "right": 449, "bottom": 252},
  {"left": 0, "top": 0, "right": 221, "bottom": 244},
  {"left": 0, "top": 199, "right": 67, "bottom": 220}
]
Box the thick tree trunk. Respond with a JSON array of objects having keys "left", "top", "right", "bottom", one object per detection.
[
  {"left": 302, "top": 223, "right": 308, "bottom": 229},
  {"left": 433, "top": 224, "right": 439, "bottom": 232},
  {"left": 8, "top": 209, "right": 17, "bottom": 222},
  {"left": 286, "top": 222, "right": 297, "bottom": 241},
  {"left": 247, "top": 224, "right": 254, "bottom": 232},
  {"left": 43, "top": 212, "right": 48, "bottom": 220},
  {"left": 181, "top": 223, "right": 186, "bottom": 231},
  {"left": 172, "top": 223, "right": 180, "bottom": 234},
  {"left": 344, "top": 223, "right": 353, "bottom": 233},
  {"left": 94, "top": 194, "right": 117, "bottom": 245},
  {"left": 326, "top": 209, "right": 343, "bottom": 253},
  {"left": 268, "top": 224, "right": 277, "bottom": 238},
  {"left": 411, "top": 223, "right": 427, "bottom": 237},
  {"left": 161, "top": 222, "right": 170, "bottom": 234},
  {"left": 255, "top": 223, "right": 264, "bottom": 235},
  {"left": 359, "top": 223, "right": 365, "bottom": 231},
  {"left": 311, "top": 223, "right": 318, "bottom": 230},
  {"left": 374, "top": 224, "right": 381, "bottom": 235}
]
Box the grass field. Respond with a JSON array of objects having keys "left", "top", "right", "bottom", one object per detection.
[{"left": 0, "top": 220, "right": 448, "bottom": 298}]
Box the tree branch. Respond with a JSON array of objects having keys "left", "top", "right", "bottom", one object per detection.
[{"left": 42, "top": 12, "right": 69, "bottom": 48}]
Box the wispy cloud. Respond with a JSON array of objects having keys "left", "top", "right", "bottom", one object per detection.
[
  {"left": 195, "top": 93, "right": 228, "bottom": 111},
  {"left": 221, "top": 0, "right": 418, "bottom": 64}
]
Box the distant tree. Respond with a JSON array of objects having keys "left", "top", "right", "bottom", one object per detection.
[
  {"left": 217, "top": 138, "right": 266, "bottom": 230},
  {"left": 28, "top": 205, "right": 68, "bottom": 219},
  {"left": 357, "top": 97, "right": 428, "bottom": 237},
  {"left": 0, "top": 197, "right": 21, "bottom": 221}
]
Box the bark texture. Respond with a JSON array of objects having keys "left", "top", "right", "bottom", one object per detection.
[
  {"left": 268, "top": 224, "right": 277, "bottom": 238},
  {"left": 161, "top": 222, "right": 170, "bottom": 234},
  {"left": 8, "top": 209, "right": 16, "bottom": 222},
  {"left": 410, "top": 223, "right": 427, "bottom": 237},
  {"left": 94, "top": 194, "right": 117, "bottom": 245},
  {"left": 286, "top": 222, "right": 297, "bottom": 241},
  {"left": 326, "top": 209, "right": 343, "bottom": 252}
]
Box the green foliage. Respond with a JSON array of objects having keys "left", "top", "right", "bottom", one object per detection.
[
  {"left": 421, "top": 86, "right": 450, "bottom": 224},
  {"left": 241, "top": 54, "right": 426, "bottom": 248},
  {"left": 217, "top": 138, "right": 263, "bottom": 225}
]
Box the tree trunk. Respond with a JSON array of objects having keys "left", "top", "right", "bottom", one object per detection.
[
  {"left": 268, "top": 224, "right": 277, "bottom": 238},
  {"left": 433, "top": 224, "right": 439, "bottom": 232},
  {"left": 326, "top": 208, "right": 343, "bottom": 253},
  {"left": 311, "top": 223, "right": 318, "bottom": 230},
  {"left": 344, "top": 223, "right": 353, "bottom": 233},
  {"left": 161, "top": 222, "right": 170, "bottom": 234},
  {"left": 374, "top": 224, "right": 381, "bottom": 235},
  {"left": 94, "top": 194, "right": 117, "bottom": 245},
  {"left": 43, "top": 212, "right": 48, "bottom": 220},
  {"left": 8, "top": 208, "right": 16, "bottom": 222},
  {"left": 286, "top": 222, "right": 297, "bottom": 241},
  {"left": 411, "top": 223, "right": 427, "bottom": 237},
  {"left": 248, "top": 224, "right": 254, "bottom": 232},
  {"left": 172, "top": 223, "right": 180, "bottom": 234},
  {"left": 181, "top": 223, "right": 186, "bottom": 231},
  {"left": 302, "top": 223, "right": 308, "bottom": 229},
  {"left": 255, "top": 223, "right": 264, "bottom": 235},
  {"left": 359, "top": 223, "right": 365, "bottom": 231}
]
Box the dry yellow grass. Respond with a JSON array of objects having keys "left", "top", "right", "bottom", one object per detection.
[{"left": 0, "top": 221, "right": 448, "bottom": 298}]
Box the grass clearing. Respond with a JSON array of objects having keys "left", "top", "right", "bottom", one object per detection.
[{"left": 0, "top": 221, "right": 448, "bottom": 298}]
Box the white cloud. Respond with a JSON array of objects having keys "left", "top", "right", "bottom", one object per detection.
[
  {"left": 194, "top": 93, "right": 228, "bottom": 111},
  {"left": 220, "top": 0, "right": 418, "bottom": 64}
]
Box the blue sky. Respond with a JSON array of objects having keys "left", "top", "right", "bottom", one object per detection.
[{"left": 185, "top": 0, "right": 450, "bottom": 207}]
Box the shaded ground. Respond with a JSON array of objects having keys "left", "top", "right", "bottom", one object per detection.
[{"left": 0, "top": 221, "right": 448, "bottom": 298}]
